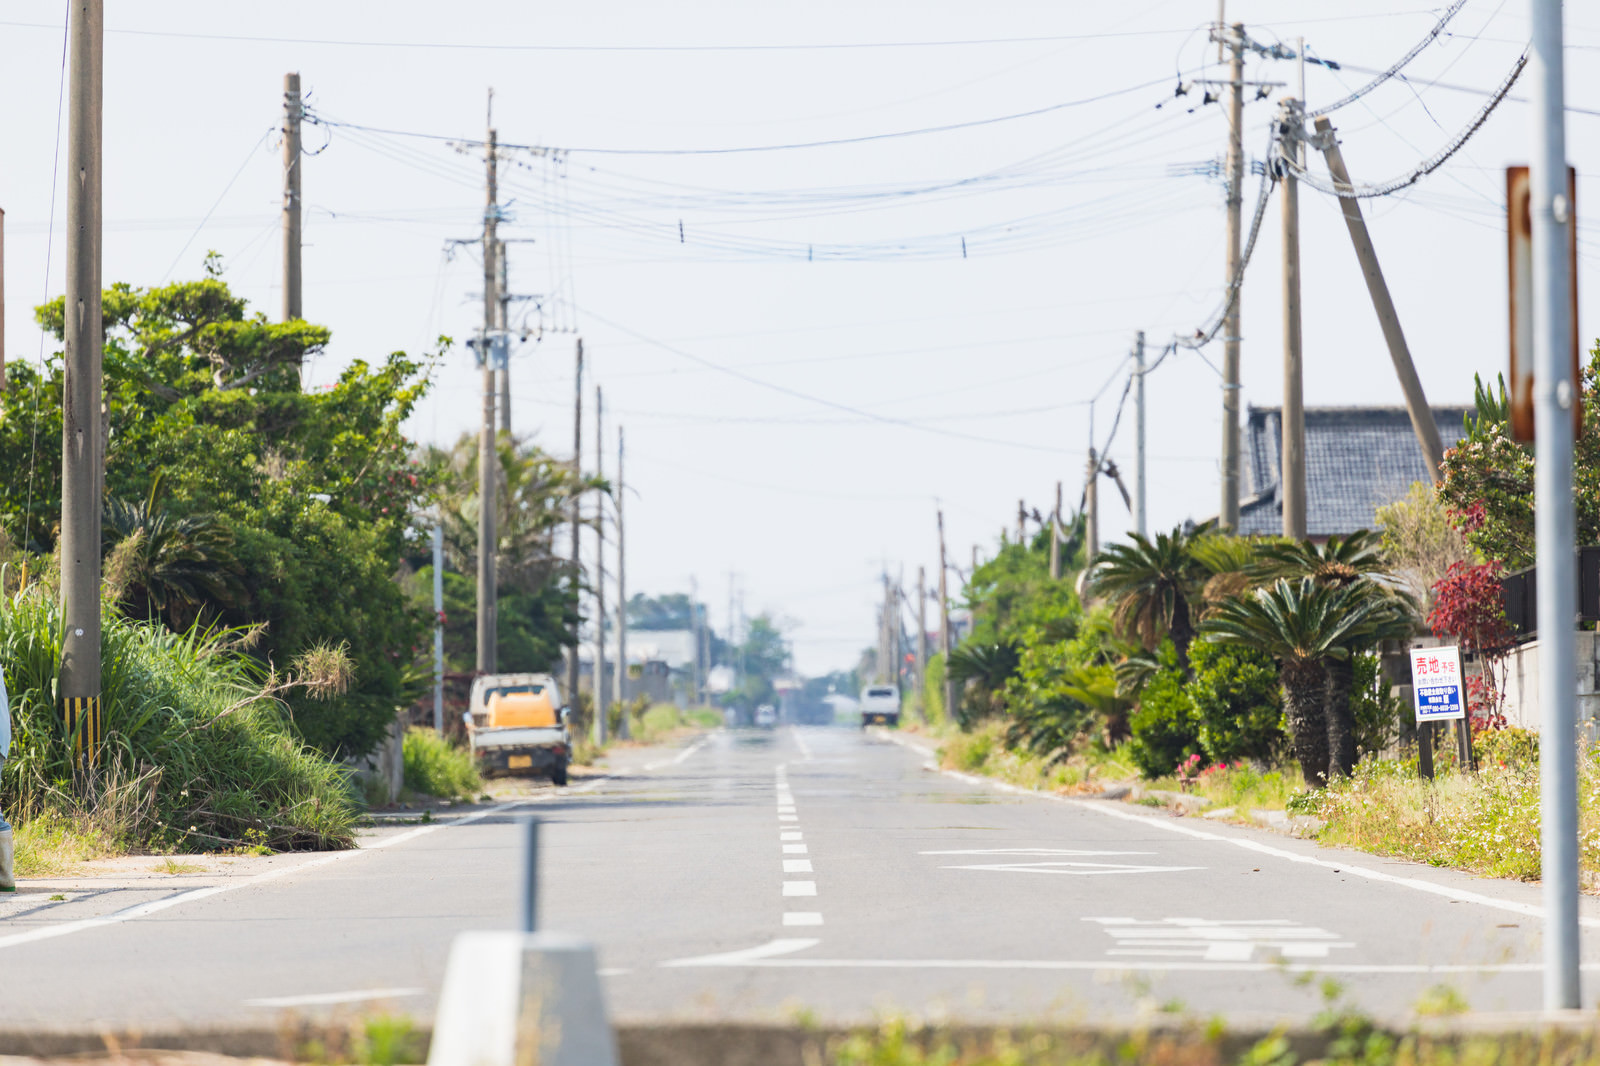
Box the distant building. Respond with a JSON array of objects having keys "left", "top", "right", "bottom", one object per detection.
[{"left": 1235, "top": 404, "right": 1470, "bottom": 539}]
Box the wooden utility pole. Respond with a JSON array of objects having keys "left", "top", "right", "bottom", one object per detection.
[
  {"left": 594, "top": 385, "right": 607, "bottom": 744},
  {"left": 1085, "top": 448, "right": 1100, "bottom": 562},
  {"left": 689, "top": 574, "right": 701, "bottom": 704},
  {"left": 1281, "top": 98, "right": 1307, "bottom": 540},
  {"left": 1049, "top": 481, "right": 1062, "bottom": 580},
  {"left": 565, "top": 339, "right": 583, "bottom": 710},
  {"left": 915, "top": 565, "right": 927, "bottom": 715},
  {"left": 1016, "top": 499, "right": 1026, "bottom": 544},
  {"left": 1312, "top": 115, "right": 1446, "bottom": 480},
  {"left": 60, "top": 0, "right": 104, "bottom": 767},
  {"left": 614, "top": 426, "right": 630, "bottom": 739},
  {"left": 282, "top": 73, "right": 303, "bottom": 328},
  {"left": 497, "top": 247, "right": 511, "bottom": 434},
  {"left": 937, "top": 510, "right": 955, "bottom": 722},
  {"left": 432, "top": 523, "right": 445, "bottom": 733},
  {"left": 1219, "top": 22, "right": 1245, "bottom": 531},
  {"left": 1134, "top": 331, "right": 1147, "bottom": 538},
  {"left": 475, "top": 124, "right": 499, "bottom": 674}
]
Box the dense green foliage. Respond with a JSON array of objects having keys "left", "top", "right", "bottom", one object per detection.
[
  {"left": 0, "top": 592, "right": 357, "bottom": 850},
  {"left": 1, "top": 278, "right": 436, "bottom": 756},
  {"left": 401, "top": 727, "right": 481, "bottom": 800},
  {"left": 1439, "top": 349, "right": 1600, "bottom": 569}
]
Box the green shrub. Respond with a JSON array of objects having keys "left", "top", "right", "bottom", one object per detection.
[
  {"left": 401, "top": 727, "right": 481, "bottom": 800},
  {"left": 0, "top": 590, "right": 357, "bottom": 851},
  {"left": 1126, "top": 646, "right": 1201, "bottom": 778},
  {"left": 1476, "top": 725, "right": 1538, "bottom": 770},
  {"left": 1351, "top": 651, "right": 1405, "bottom": 759},
  {"left": 1188, "top": 640, "right": 1284, "bottom": 764}
]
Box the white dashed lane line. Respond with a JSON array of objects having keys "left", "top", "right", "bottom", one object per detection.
[{"left": 776, "top": 764, "right": 824, "bottom": 927}]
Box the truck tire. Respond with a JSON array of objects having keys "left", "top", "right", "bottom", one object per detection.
[{"left": 551, "top": 759, "right": 569, "bottom": 787}]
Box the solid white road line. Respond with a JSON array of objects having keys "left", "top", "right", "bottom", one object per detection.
[
  {"left": 0, "top": 795, "right": 551, "bottom": 953},
  {"left": 881, "top": 731, "right": 1588, "bottom": 929},
  {"left": 664, "top": 953, "right": 1563, "bottom": 976},
  {"left": 245, "top": 987, "right": 423, "bottom": 1008}
]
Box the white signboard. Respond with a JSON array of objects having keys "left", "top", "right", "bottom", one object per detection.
[{"left": 1409, "top": 645, "right": 1466, "bottom": 722}]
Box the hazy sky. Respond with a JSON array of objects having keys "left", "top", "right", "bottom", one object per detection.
[{"left": 2, "top": 2, "right": 1594, "bottom": 673}]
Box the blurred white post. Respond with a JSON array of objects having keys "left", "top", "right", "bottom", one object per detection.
[{"left": 1531, "top": 0, "right": 1579, "bottom": 1012}]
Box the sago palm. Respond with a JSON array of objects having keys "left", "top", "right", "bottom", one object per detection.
[
  {"left": 1088, "top": 522, "right": 1214, "bottom": 671},
  {"left": 1200, "top": 578, "right": 1394, "bottom": 786}
]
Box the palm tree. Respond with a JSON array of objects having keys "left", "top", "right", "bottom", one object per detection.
[
  {"left": 102, "top": 479, "right": 246, "bottom": 632},
  {"left": 945, "top": 641, "right": 1020, "bottom": 725},
  {"left": 1088, "top": 522, "right": 1214, "bottom": 672},
  {"left": 1246, "top": 531, "right": 1417, "bottom": 779},
  {"left": 1201, "top": 578, "right": 1396, "bottom": 785}
]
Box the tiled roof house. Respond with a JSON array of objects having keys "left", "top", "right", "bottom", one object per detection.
[{"left": 1236, "top": 405, "right": 1471, "bottom": 538}]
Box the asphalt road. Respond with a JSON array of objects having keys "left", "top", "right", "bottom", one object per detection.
[{"left": 2, "top": 724, "right": 1597, "bottom": 1034}]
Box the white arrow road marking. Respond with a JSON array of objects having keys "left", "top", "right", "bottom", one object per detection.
[
  {"left": 941, "top": 861, "right": 1203, "bottom": 876},
  {"left": 245, "top": 987, "right": 423, "bottom": 1008},
  {"left": 662, "top": 937, "right": 820, "bottom": 967},
  {"left": 921, "top": 849, "right": 1155, "bottom": 857},
  {"left": 1087, "top": 918, "right": 1352, "bottom": 961}
]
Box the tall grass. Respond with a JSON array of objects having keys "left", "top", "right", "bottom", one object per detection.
[
  {"left": 1, "top": 589, "right": 357, "bottom": 852},
  {"left": 401, "top": 727, "right": 481, "bottom": 800},
  {"left": 937, "top": 719, "right": 1138, "bottom": 794}
]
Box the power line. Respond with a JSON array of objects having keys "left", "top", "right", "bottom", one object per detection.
[
  {"left": 0, "top": 20, "right": 1198, "bottom": 52},
  {"left": 303, "top": 71, "right": 1192, "bottom": 156},
  {"left": 576, "top": 306, "right": 1080, "bottom": 455},
  {"left": 1281, "top": 51, "right": 1527, "bottom": 199}
]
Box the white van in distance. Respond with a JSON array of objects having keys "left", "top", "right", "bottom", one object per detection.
[{"left": 858, "top": 685, "right": 900, "bottom": 728}]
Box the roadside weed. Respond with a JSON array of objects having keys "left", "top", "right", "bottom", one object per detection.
[{"left": 400, "top": 727, "right": 481, "bottom": 801}]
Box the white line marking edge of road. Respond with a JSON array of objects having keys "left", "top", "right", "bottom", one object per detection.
[
  {"left": 0, "top": 787, "right": 593, "bottom": 953},
  {"left": 245, "top": 987, "right": 424, "bottom": 1008},
  {"left": 876, "top": 729, "right": 1586, "bottom": 929}
]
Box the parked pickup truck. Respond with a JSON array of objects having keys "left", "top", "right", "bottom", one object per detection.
[{"left": 466, "top": 673, "right": 571, "bottom": 785}]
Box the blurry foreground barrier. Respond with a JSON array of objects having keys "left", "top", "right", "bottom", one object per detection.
[{"left": 427, "top": 817, "right": 618, "bottom": 1066}]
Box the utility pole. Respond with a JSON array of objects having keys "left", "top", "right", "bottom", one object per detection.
[
  {"left": 614, "top": 426, "right": 630, "bottom": 739},
  {"left": 433, "top": 523, "right": 445, "bottom": 734},
  {"left": 1134, "top": 331, "right": 1147, "bottom": 538},
  {"left": 593, "top": 385, "right": 607, "bottom": 744},
  {"left": 60, "top": 0, "right": 103, "bottom": 768},
  {"left": 1280, "top": 98, "right": 1307, "bottom": 540},
  {"left": 1218, "top": 21, "right": 1246, "bottom": 531},
  {"left": 937, "top": 510, "right": 955, "bottom": 722},
  {"left": 915, "top": 565, "right": 927, "bottom": 715},
  {"left": 1085, "top": 448, "right": 1100, "bottom": 562},
  {"left": 497, "top": 246, "right": 511, "bottom": 434},
  {"left": 1049, "top": 481, "right": 1062, "bottom": 580},
  {"left": 1016, "top": 499, "right": 1026, "bottom": 544},
  {"left": 566, "top": 339, "right": 582, "bottom": 711},
  {"left": 1312, "top": 115, "right": 1446, "bottom": 479},
  {"left": 879, "top": 573, "right": 891, "bottom": 684},
  {"left": 689, "top": 574, "right": 701, "bottom": 705},
  {"left": 475, "top": 120, "right": 499, "bottom": 676},
  {"left": 281, "top": 72, "right": 302, "bottom": 327},
  {"left": 728, "top": 573, "right": 737, "bottom": 706},
  {"left": 1531, "top": 0, "right": 1579, "bottom": 1011}
]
